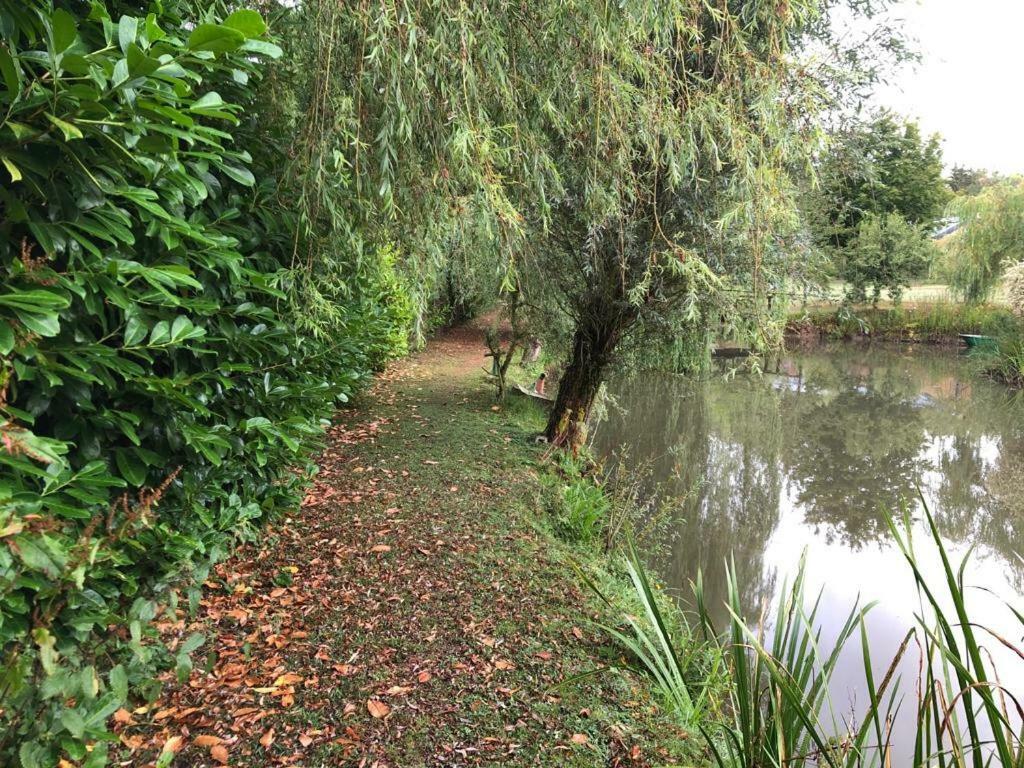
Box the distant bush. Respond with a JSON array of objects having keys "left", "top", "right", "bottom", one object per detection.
[
  {"left": 1005, "top": 261, "right": 1024, "bottom": 318},
  {"left": 841, "top": 214, "right": 936, "bottom": 306}
]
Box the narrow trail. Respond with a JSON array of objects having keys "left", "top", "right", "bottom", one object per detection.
[{"left": 119, "top": 323, "right": 687, "bottom": 768}]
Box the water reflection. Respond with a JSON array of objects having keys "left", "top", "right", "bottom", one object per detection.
[{"left": 593, "top": 342, "right": 1024, "bottom": 622}]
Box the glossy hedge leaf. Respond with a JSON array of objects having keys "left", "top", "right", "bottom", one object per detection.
[
  {"left": 14, "top": 538, "right": 63, "bottom": 579},
  {"left": 0, "top": 44, "right": 19, "bottom": 92},
  {"left": 240, "top": 38, "right": 283, "bottom": 59},
  {"left": 51, "top": 9, "right": 77, "bottom": 53},
  {"left": 117, "top": 15, "right": 137, "bottom": 53},
  {"left": 124, "top": 311, "right": 147, "bottom": 346},
  {"left": 45, "top": 113, "right": 82, "bottom": 140},
  {"left": 0, "top": 321, "right": 14, "bottom": 354},
  {"left": 115, "top": 449, "right": 147, "bottom": 486},
  {"left": 188, "top": 24, "right": 245, "bottom": 53},
  {"left": 224, "top": 9, "right": 267, "bottom": 38},
  {"left": 0, "top": 289, "right": 70, "bottom": 312},
  {"left": 1, "top": 155, "right": 21, "bottom": 182}
]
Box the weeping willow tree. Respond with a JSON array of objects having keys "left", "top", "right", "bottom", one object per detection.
[
  {"left": 949, "top": 181, "right": 1024, "bottom": 302},
  {"left": 516, "top": 3, "right": 825, "bottom": 450}
]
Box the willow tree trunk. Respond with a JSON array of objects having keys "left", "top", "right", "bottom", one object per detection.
[{"left": 544, "top": 316, "right": 626, "bottom": 453}]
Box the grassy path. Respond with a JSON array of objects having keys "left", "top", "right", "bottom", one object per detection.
[{"left": 120, "top": 323, "right": 691, "bottom": 767}]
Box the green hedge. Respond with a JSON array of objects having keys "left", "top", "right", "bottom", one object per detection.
[{"left": 0, "top": 2, "right": 397, "bottom": 764}]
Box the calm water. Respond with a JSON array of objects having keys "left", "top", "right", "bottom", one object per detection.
[{"left": 593, "top": 343, "right": 1024, "bottom": 756}]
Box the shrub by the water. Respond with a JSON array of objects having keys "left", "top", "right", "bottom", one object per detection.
[
  {"left": 0, "top": 3, "right": 402, "bottom": 762},
  {"left": 1006, "top": 261, "right": 1024, "bottom": 318}
]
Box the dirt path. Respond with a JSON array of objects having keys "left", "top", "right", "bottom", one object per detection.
[{"left": 118, "top": 323, "right": 689, "bottom": 767}]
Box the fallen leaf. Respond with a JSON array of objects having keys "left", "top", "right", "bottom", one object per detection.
[
  {"left": 299, "top": 733, "right": 314, "bottom": 748},
  {"left": 571, "top": 733, "right": 589, "bottom": 745},
  {"left": 536, "top": 651, "right": 552, "bottom": 660},
  {"left": 367, "top": 699, "right": 391, "bottom": 719},
  {"left": 369, "top": 544, "right": 391, "bottom": 553},
  {"left": 417, "top": 671, "right": 432, "bottom": 683},
  {"left": 160, "top": 735, "right": 184, "bottom": 756},
  {"left": 211, "top": 744, "right": 229, "bottom": 763},
  {"left": 113, "top": 708, "right": 133, "bottom": 724},
  {"left": 194, "top": 734, "right": 222, "bottom": 748},
  {"left": 260, "top": 727, "right": 276, "bottom": 749}
]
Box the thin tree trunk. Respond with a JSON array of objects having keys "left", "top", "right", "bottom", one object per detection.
[{"left": 545, "top": 314, "right": 626, "bottom": 453}]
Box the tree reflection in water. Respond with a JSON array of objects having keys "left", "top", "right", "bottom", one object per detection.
[{"left": 592, "top": 343, "right": 1024, "bottom": 621}]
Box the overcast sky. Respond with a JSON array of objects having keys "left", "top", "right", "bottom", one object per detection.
[{"left": 870, "top": 0, "right": 1024, "bottom": 175}]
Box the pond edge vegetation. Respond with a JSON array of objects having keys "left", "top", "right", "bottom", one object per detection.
[{"left": 544, "top": 435, "right": 1024, "bottom": 767}]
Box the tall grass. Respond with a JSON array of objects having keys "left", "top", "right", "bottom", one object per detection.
[
  {"left": 979, "top": 330, "right": 1024, "bottom": 387},
  {"left": 788, "top": 303, "right": 1017, "bottom": 343},
  {"left": 604, "top": 506, "right": 1024, "bottom": 767}
]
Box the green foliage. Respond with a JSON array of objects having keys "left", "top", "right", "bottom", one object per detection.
[
  {"left": 514, "top": 0, "right": 826, "bottom": 446},
  {"left": 544, "top": 454, "right": 609, "bottom": 545},
  {"left": 978, "top": 322, "right": 1024, "bottom": 387},
  {"left": 698, "top": 558, "right": 875, "bottom": 768},
  {"left": 841, "top": 213, "right": 936, "bottom": 305},
  {"left": 0, "top": 2, "right": 402, "bottom": 762},
  {"left": 788, "top": 302, "right": 1016, "bottom": 342},
  {"left": 812, "top": 112, "right": 950, "bottom": 252},
  {"left": 1006, "top": 261, "right": 1024, "bottom": 317},
  {"left": 556, "top": 480, "right": 610, "bottom": 546},
  {"left": 947, "top": 165, "right": 998, "bottom": 196},
  {"left": 949, "top": 181, "right": 1024, "bottom": 302}
]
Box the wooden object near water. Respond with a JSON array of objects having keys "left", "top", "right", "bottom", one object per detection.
[
  {"left": 712, "top": 345, "right": 752, "bottom": 359},
  {"left": 513, "top": 384, "right": 555, "bottom": 405}
]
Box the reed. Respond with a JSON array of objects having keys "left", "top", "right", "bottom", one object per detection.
[{"left": 604, "top": 505, "right": 1024, "bottom": 767}]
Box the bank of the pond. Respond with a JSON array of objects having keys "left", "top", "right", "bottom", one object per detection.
[
  {"left": 786, "top": 302, "right": 1016, "bottom": 344},
  {"left": 114, "top": 323, "right": 700, "bottom": 767}
]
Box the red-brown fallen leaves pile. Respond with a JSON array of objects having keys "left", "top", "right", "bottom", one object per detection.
[
  {"left": 111, "top": 324, "right": 680, "bottom": 767},
  {"left": 113, "top": 418, "right": 393, "bottom": 766}
]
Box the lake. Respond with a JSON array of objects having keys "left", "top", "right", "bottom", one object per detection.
[{"left": 592, "top": 342, "right": 1024, "bottom": 759}]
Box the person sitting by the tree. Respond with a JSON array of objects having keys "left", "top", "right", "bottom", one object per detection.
[{"left": 534, "top": 372, "right": 546, "bottom": 395}]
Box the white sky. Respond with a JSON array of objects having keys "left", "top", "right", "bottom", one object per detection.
[{"left": 871, "top": 0, "right": 1024, "bottom": 175}]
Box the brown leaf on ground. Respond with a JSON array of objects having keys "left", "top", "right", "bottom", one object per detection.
[
  {"left": 160, "top": 735, "right": 184, "bottom": 756},
  {"left": 367, "top": 699, "right": 391, "bottom": 719},
  {"left": 211, "top": 743, "right": 230, "bottom": 763},
  {"left": 113, "top": 708, "right": 132, "bottom": 725}
]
